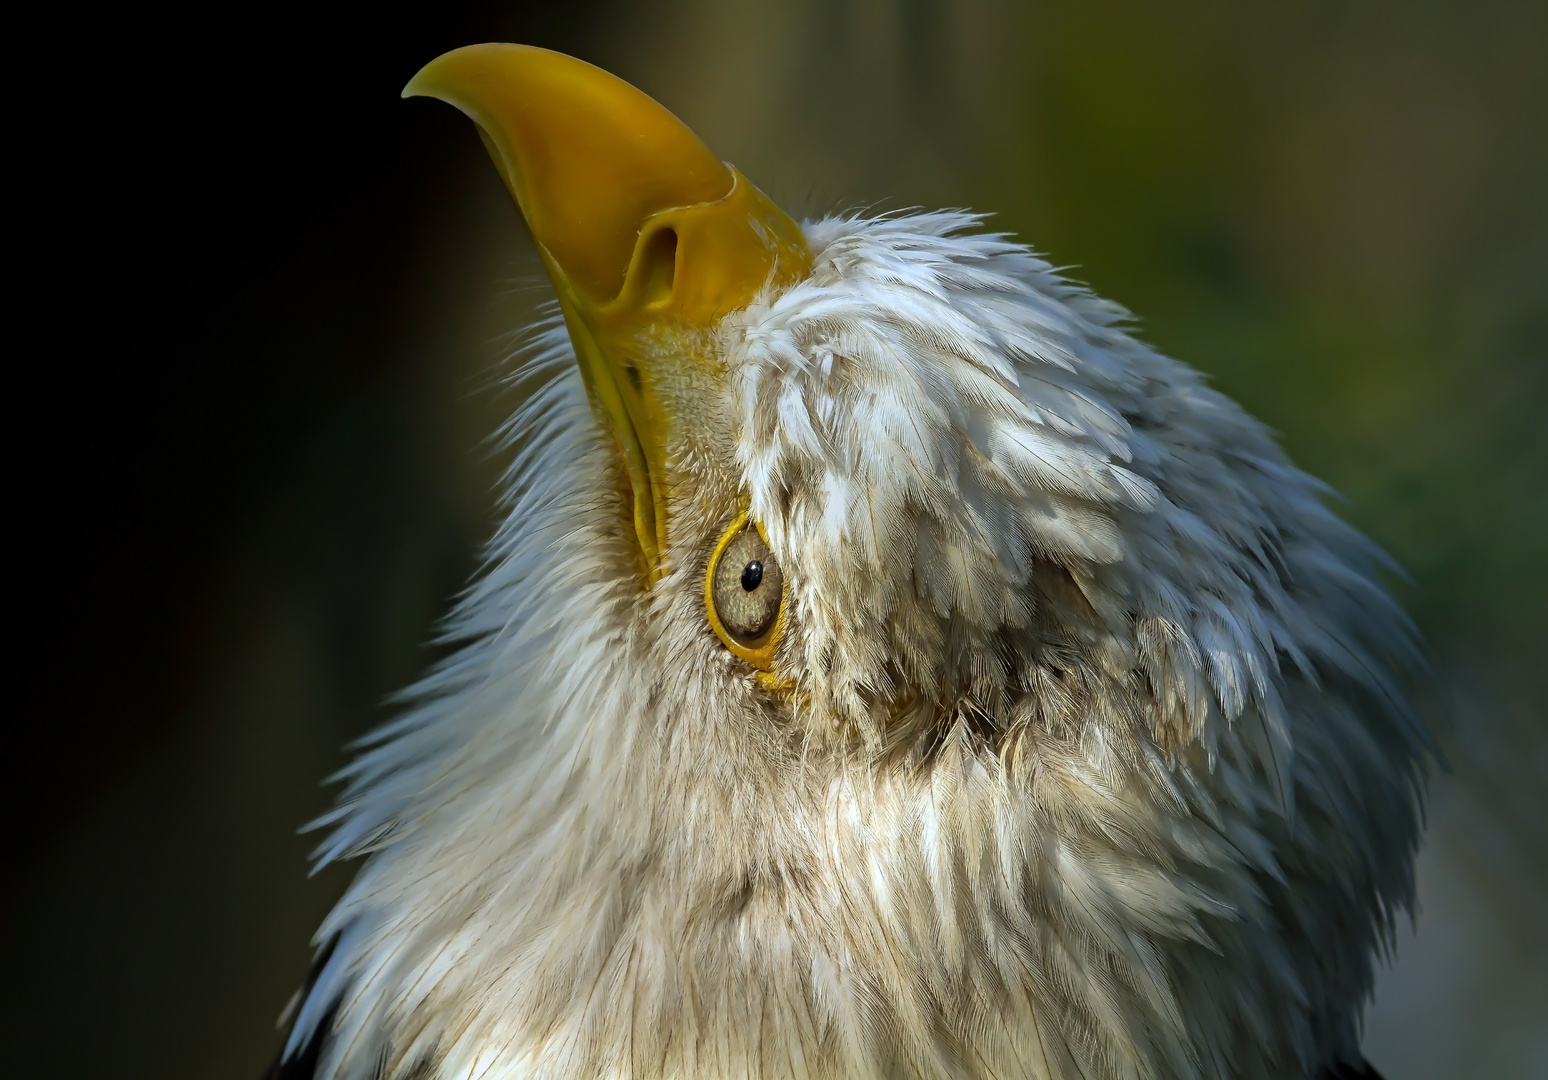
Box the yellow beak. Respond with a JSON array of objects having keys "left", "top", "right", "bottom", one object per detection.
[{"left": 404, "top": 44, "right": 812, "bottom": 583}]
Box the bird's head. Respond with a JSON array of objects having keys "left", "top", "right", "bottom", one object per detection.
[
  {"left": 404, "top": 45, "right": 1180, "bottom": 750},
  {"left": 294, "top": 45, "right": 1423, "bottom": 1080}
]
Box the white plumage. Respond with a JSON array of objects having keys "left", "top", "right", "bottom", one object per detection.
[{"left": 283, "top": 207, "right": 1427, "bottom": 1080}]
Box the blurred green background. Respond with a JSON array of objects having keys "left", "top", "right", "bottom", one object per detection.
[{"left": 8, "top": 2, "right": 1544, "bottom": 1078}]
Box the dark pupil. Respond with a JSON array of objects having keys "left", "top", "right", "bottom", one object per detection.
[{"left": 740, "top": 560, "right": 764, "bottom": 592}]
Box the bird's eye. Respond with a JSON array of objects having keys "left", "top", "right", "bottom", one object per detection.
[
  {"left": 705, "top": 515, "right": 785, "bottom": 668},
  {"left": 712, "top": 531, "right": 782, "bottom": 641}
]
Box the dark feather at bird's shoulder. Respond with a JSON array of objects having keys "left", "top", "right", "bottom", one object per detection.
[{"left": 261, "top": 937, "right": 338, "bottom": 1080}]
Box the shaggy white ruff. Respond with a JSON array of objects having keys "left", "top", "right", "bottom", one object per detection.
[{"left": 288, "top": 212, "right": 1427, "bottom": 1080}]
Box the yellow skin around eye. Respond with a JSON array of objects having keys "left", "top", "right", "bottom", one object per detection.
[{"left": 704, "top": 511, "right": 786, "bottom": 672}]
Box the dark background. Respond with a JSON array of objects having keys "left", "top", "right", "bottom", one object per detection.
[{"left": 7, "top": 3, "right": 1544, "bottom": 1078}]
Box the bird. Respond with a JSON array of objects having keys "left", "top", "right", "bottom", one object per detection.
[{"left": 268, "top": 44, "right": 1428, "bottom": 1080}]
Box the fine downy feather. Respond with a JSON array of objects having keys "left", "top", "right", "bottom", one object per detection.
[{"left": 281, "top": 212, "right": 1427, "bottom": 1080}]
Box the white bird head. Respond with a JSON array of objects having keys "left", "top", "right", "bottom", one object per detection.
[{"left": 282, "top": 45, "right": 1428, "bottom": 1080}]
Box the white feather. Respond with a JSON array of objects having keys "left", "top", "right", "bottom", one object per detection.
[{"left": 286, "top": 212, "right": 1427, "bottom": 1080}]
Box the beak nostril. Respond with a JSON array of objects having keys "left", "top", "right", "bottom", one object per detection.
[
  {"left": 624, "top": 363, "right": 643, "bottom": 392},
  {"left": 642, "top": 227, "right": 678, "bottom": 306}
]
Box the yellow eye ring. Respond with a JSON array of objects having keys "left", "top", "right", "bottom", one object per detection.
[{"left": 704, "top": 511, "right": 786, "bottom": 671}]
